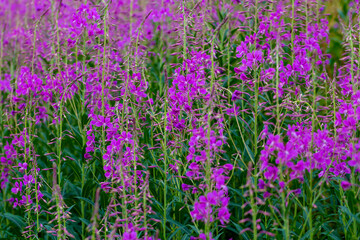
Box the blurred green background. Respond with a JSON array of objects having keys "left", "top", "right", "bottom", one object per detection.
[{"left": 325, "top": 0, "right": 353, "bottom": 75}]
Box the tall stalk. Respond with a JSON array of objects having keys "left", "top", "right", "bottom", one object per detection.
[
  {"left": 162, "top": 98, "right": 168, "bottom": 240},
  {"left": 290, "top": 0, "right": 295, "bottom": 63},
  {"left": 101, "top": 2, "right": 109, "bottom": 166},
  {"left": 253, "top": 0, "right": 259, "bottom": 158},
  {"left": 182, "top": 0, "right": 187, "bottom": 62},
  {"left": 348, "top": 13, "right": 359, "bottom": 238}
]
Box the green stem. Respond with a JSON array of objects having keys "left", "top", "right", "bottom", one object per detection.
[
  {"left": 251, "top": 171, "right": 258, "bottom": 240},
  {"left": 162, "top": 101, "right": 168, "bottom": 240},
  {"left": 291, "top": 0, "right": 295, "bottom": 64},
  {"left": 182, "top": 0, "right": 187, "bottom": 62}
]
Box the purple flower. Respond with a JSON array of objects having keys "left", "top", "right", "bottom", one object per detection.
[
  {"left": 119, "top": 131, "right": 134, "bottom": 145},
  {"left": 11, "top": 182, "right": 22, "bottom": 194},
  {"left": 123, "top": 231, "right": 138, "bottom": 240},
  {"left": 264, "top": 166, "right": 278, "bottom": 181},
  {"left": 231, "top": 90, "right": 242, "bottom": 101},
  {"left": 199, "top": 233, "right": 214, "bottom": 240},
  {"left": 246, "top": 50, "right": 263, "bottom": 67},
  {"left": 93, "top": 115, "right": 111, "bottom": 128},
  {"left": 19, "top": 195, "right": 32, "bottom": 205},
  {"left": 258, "top": 179, "right": 265, "bottom": 189},
  {"left": 0, "top": 157, "right": 7, "bottom": 165},
  {"left": 182, "top": 183, "right": 191, "bottom": 191},
  {"left": 341, "top": 181, "right": 351, "bottom": 191},
  {"left": 18, "top": 162, "right": 28, "bottom": 173},
  {"left": 23, "top": 174, "right": 35, "bottom": 185},
  {"left": 218, "top": 206, "right": 231, "bottom": 224},
  {"left": 236, "top": 42, "right": 248, "bottom": 58}
]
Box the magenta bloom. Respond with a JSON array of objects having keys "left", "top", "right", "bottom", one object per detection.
[
  {"left": 11, "top": 182, "right": 22, "bottom": 194},
  {"left": 264, "top": 166, "right": 279, "bottom": 181},
  {"left": 123, "top": 231, "right": 138, "bottom": 240},
  {"left": 119, "top": 131, "right": 134, "bottom": 145},
  {"left": 18, "top": 162, "right": 28, "bottom": 173},
  {"left": 236, "top": 42, "right": 248, "bottom": 58},
  {"left": 341, "top": 181, "right": 351, "bottom": 191},
  {"left": 23, "top": 174, "right": 35, "bottom": 185}
]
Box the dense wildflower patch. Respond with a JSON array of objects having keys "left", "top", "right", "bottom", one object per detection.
[{"left": 0, "top": 0, "right": 359, "bottom": 239}]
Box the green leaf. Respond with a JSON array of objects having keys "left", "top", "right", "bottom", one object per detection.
[
  {"left": 1, "top": 213, "right": 26, "bottom": 229},
  {"left": 74, "top": 196, "right": 94, "bottom": 206}
]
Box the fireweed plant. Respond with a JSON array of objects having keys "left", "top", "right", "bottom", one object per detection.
[{"left": 0, "top": 0, "right": 360, "bottom": 239}]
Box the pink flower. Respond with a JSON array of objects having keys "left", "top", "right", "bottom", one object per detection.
[
  {"left": 264, "top": 166, "right": 278, "bottom": 181},
  {"left": 11, "top": 182, "right": 22, "bottom": 194},
  {"left": 23, "top": 174, "right": 35, "bottom": 185},
  {"left": 18, "top": 162, "right": 28, "bottom": 173},
  {"left": 341, "top": 181, "right": 351, "bottom": 191}
]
